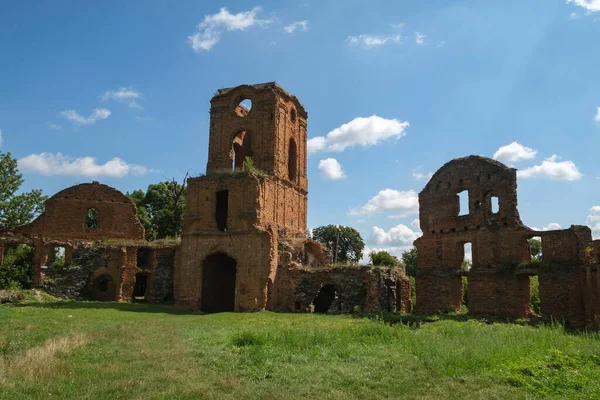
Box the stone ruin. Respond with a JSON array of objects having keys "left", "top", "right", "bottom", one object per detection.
[
  {"left": 0, "top": 82, "right": 411, "bottom": 315},
  {"left": 0, "top": 82, "right": 597, "bottom": 328},
  {"left": 415, "top": 156, "right": 600, "bottom": 329}
]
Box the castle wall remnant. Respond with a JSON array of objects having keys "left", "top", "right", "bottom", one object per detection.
[{"left": 414, "top": 156, "right": 599, "bottom": 329}]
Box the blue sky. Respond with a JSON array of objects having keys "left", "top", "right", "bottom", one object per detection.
[{"left": 1, "top": 0, "right": 599, "bottom": 257}]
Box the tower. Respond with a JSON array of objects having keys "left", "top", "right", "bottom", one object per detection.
[{"left": 175, "top": 83, "right": 309, "bottom": 312}]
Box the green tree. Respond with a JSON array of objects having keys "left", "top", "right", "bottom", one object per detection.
[
  {"left": 312, "top": 224, "right": 365, "bottom": 263},
  {"left": 0, "top": 244, "right": 34, "bottom": 289},
  {"left": 528, "top": 238, "right": 542, "bottom": 262},
  {"left": 401, "top": 247, "right": 418, "bottom": 277},
  {"left": 0, "top": 152, "right": 46, "bottom": 230},
  {"left": 369, "top": 250, "right": 397, "bottom": 267},
  {"left": 128, "top": 175, "right": 187, "bottom": 240}
]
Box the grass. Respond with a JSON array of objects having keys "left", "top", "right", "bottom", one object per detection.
[{"left": 1, "top": 300, "right": 599, "bottom": 399}]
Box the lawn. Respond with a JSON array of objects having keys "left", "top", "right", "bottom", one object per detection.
[{"left": 1, "top": 296, "right": 599, "bottom": 399}]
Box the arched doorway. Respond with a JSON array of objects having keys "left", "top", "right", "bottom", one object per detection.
[
  {"left": 313, "top": 284, "right": 337, "bottom": 313},
  {"left": 201, "top": 253, "right": 237, "bottom": 313},
  {"left": 92, "top": 274, "right": 116, "bottom": 301}
]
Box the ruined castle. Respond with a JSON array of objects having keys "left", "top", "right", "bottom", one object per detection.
[{"left": 1, "top": 83, "right": 598, "bottom": 328}]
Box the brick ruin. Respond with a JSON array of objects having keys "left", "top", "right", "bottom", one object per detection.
[
  {"left": 0, "top": 82, "right": 410, "bottom": 314},
  {"left": 415, "top": 156, "right": 600, "bottom": 329},
  {"left": 1, "top": 83, "right": 596, "bottom": 328}
]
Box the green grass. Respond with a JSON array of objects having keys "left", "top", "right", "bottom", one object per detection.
[{"left": 1, "top": 300, "right": 599, "bottom": 399}]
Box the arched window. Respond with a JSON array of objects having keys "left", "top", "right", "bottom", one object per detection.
[
  {"left": 231, "top": 131, "right": 252, "bottom": 171},
  {"left": 86, "top": 208, "right": 99, "bottom": 229},
  {"left": 288, "top": 138, "right": 297, "bottom": 181}
]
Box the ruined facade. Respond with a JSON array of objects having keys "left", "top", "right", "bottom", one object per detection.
[
  {"left": 0, "top": 83, "right": 409, "bottom": 315},
  {"left": 415, "top": 156, "right": 600, "bottom": 329},
  {"left": 0, "top": 182, "right": 177, "bottom": 303},
  {"left": 175, "top": 82, "right": 407, "bottom": 313}
]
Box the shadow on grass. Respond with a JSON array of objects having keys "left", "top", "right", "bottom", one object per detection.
[
  {"left": 355, "top": 311, "right": 592, "bottom": 335},
  {"left": 13, "top": 301, "right": 197, "bottom": 315}
]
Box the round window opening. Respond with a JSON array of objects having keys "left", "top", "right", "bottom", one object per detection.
[
  {"left": 236, "top": 98, "right": 252, "bottom": 117},
  {"left": 290, "top": 108, "right": 297, "bottom": 123}
]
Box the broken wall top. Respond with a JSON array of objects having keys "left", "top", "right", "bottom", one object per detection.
[
  {"left": 419, "top": 155, "right": 526, "bottom": 234},
  {"left": 15, "top": 181, "right": 145, "bottom": 241},
  {"left": 206, "top": 83, "right": 308, "bottom": 192}
]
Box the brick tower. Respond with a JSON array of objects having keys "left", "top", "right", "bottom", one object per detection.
[{"left": 175, "top": 83, "right": 308, "bottom": 312}]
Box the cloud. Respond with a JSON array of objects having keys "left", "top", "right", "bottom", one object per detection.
[
  {"left": 411, "top": 218, "right": 420, "bottom": 230},
  {"left": 17, "top": 153, "right": 152, "bottom": 178},
  {"left": 0, "top": 128, "right": 2, "bottom": 150},
  {"left": 348, "top": 34, "right": 401, "bottom": 48},
  {"left": 587, "top": 206, "right": 600, "bottom": 239},
  {"left": 188, "top": 7, "right": 272, "bottom": 52},
  {"left": 350, "top": 189, "right": 419, "bottom": 217},
  {"left": 363, "top": 223, "right": 422, "bottom": 261},
  {"left": 101, "top": 87, "right": 143, "bottom": 109},
  {"left": 595, "top": 106, "right": 600, "bottom": 122},
  {"left": 517, "top": 155, "right": 582, "bottom": 181},
  {"left": 60, "top": 108, "right": 111, "bottom": 125},
  {"left": 415, "top": 32, "right": 427, "bottom": 45},
  {"left": 47, "top": 123, "right": 62, "bottom": 131},
  {"left": 436, "top": 41, "right": 447, "bottom": 48},
  {"left": 493, "top": 142, "right": 537, "bottom": 164},
  {"left": 318, "top": 158, "right": 346, "bottom": 180},
  {"left": 390, "top": 23, "right": 405, "bottom": 29},
  {"left": 284, "top": 20, "right": 308, "bottom": 33},
  {"left": 531, "top": 222, "right": 562, "bottom": 231},
  {"left": 411, "top": 167, "right": 433, "bottom": 181},
  {"left": 567, "top": 0, "right": 600, "bottom": 12},
  {"left": 308, "top": 115, "right": 409, "bottom": 153}
]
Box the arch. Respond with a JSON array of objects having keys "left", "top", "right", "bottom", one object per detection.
[
  {"left": 201, "top": 253, "right": 237, "bottom": 313},
  {"left": 288, "top": 138, "right": 297, "bottom": 181},
  {"left": 231, "top": 130, "right": 253, "bottom": 171},
  {"left": 312, "top": 284, "right": 337, "bottom": 313},
  {"left": 92, "top": 274, "right": 116, "bottom": 301}
]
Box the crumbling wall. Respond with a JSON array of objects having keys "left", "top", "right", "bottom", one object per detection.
[
  {"left": 15, "top": 181, "right": 144, "bottom": 241},
  {"left": 414, "top": 155, "right": 600, "bottom": 329}
]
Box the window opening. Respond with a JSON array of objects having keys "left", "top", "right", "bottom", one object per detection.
[
  {"left": 491, "top": 196, "right": 500, "bottom": 214},
  {"left": 288, "top": 138, "right": 297, "bottom": 181},
  {"left": 235, "top": 98, "right": 252, "bottom": 117},
  {"left": 86, "top": 208, "right": 99, "bottom": 229},
  {"left": 216, "top": 190, "right": 229, "bottom": 232},
  {"left": 458, "top": 190, "right": 469, "bottom": 216},
  {"left": 462, "top": 243, "right": 472, "bottom": 270}
]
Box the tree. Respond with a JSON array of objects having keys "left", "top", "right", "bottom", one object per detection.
[
  {"left": 128, "top": 174, "right": 188, "bottom": 240},
  {"left": 528, "top": 238, "right": 542, "bottom": 262},
  {"left": 369, "top": 250, "right": 397, "bottom": 267},
  {"left": 0, "top": 152, "right": 46, "bottom": 231},
  {"left": 401, "top": 247, "right": 418, "bottom": 276},
  {"left": 312, "top": 224, "right": 365, "bottom": 263}
]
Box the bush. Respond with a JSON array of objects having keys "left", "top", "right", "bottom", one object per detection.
[
  {"left": 369, "top": 250, "right": 396, "bottom": 267},
  {"left": 530, "top": 276, "right": 541, "bottom": 315},
  {"left": 0, "top": 244, "right": 34, "bottom": 289}
]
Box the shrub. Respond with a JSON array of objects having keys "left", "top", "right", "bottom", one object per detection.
[
  {"left": 369, "top": 250, "right": 396, "bottom": 267},
  {"left": 0, "top": 244, "right": 34, "bottom": 289}
]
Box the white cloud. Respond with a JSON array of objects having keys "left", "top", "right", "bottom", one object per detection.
[
  {"left": 60, "top": 108, "right": 111, "bottom": 125},
  {"left": 517, "top": 155, "right": 582, "bottom": 181},
  {"left": 415, "top": 32, "right": 427, "bottom": 45},
  {"left": 188, "top": 7, "right": 272, "bottom": 52},
  {"left": 17, "top": 153, "right": 152, "bottom": 178},
  {"left": 350, "top": 189, "right": 419, "bottom": 217},
  {"left": 595, "top": 106, "right": 600, "bottom": 122},
  {"left": 493, "top": 142, "right": 537, "bottom": 164},
  {"left": 284, "top": 20, "right": 308, "bottom": 33},
  {"left": 567, "top": 0, "right": 600, "bottom": 12},
  {"left": 318, "top": 158, "right": 346, "bottom": 180},
  {"left": 411, "top": 218, "right": 420, "bottom": 230},
  {"left": 348, "top": 34, "right": 401, "bottom": 48},
  {"left": 0, "top": 128, "right": 3, "bottom": 150},
  {"left": 364, "top": 223, "right": 422, "bottom": 261},
  {"left": 308, "top": 115, "right": 409, "bottom": 154},
  {"left": 436, "top": 41, "right": 447, "bottom": 48},
  {"left": 101, "top": 87, "right": 143, "bottom": 109},
  {"left": 390, "top": 23, "right": 405, "bottom": 29},
  {"left": 412, "top": 169, "right": 433, "bottom": 180},
  {"left": 48, "top": 123, "right": 62, "bottom": 131},
  {"left": 531, "top": 223, "right": 563, "bottom": 231},
  {"left": 587, "top": 206, "right": 600, "bottom": 239},
  {"left": 369, "top": 224, "right": 421, "bottom": 247}
]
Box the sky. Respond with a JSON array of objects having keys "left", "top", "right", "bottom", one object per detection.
[{"left": 1, "top": 0, "right": 599, "bottom": 260}]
